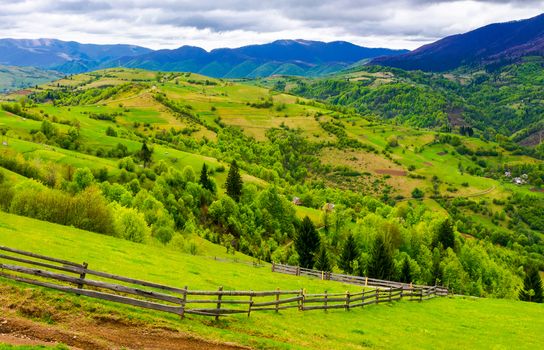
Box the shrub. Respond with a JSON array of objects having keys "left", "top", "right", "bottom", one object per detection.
[
  {"left": 112, "top": 205, "right": 150, "bottom": 243},
  {"left": 105, "top": 126, "right": 118, "bottom": 137},
  {"left": 387, "top": 135, "right": 399, "bottom": 147},
  {"left": 8, "top": 182, "right": 114, "bottom": 235},
  {"left": 411, "top": 187, "right": 424, "bottom": 199}
]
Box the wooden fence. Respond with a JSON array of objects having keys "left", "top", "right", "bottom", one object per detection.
[
  {"left": 0, "top": 246, "right": 445, "bottom": 319},
  {"left": 272, "top": 263, "right": 448, "bottom": 296}
]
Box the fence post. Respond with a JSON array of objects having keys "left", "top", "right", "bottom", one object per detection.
[
  {"left": 324, "top": 290, "right": 328, "bottom": 312},
  {"left": 76, "top": 262, "right": 88, "bottom": 293},
  {"left": 389, "top": 288, "right": 392, "bottom": 302},
  {"left": 215, "top": 286, "right": 223, "bottom": 321},
  {"left": 299, "top": 288, "right": 304, "bottom": 311},
  {"left": 375, "top": 289, "right": 379, "bottom": 304},
  {"left": 296, "top": 266, "right": 300, "bottom": 276},
  {"left": 275, "top": 287, "right": 280, "bottom": 313},
  {"left": 271, "top": 262, "right": 275, "bottom": 272},
  {"left": 180, "top": 286, "right": 188, "bottom": 319},
  {"left": 247, "top": 290, "right": 253, "bottom": 317},
  {"left": 419, "top": 288, "right": 423, "bottom": 302},
  {"left": 365, "top": 277, "right": 368, "bottom": 287},
  {"left": 345, "top": 291, "right": 350, "bottom": 311},
  {"left": 321, "top": 270, "right": 324, "bottom": 280}
]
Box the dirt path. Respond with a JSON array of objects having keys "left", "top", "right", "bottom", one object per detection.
[
  {"left": 0, "top": 314, "right": 247, "bottom": 350},
  {"left": 0, "top": 284, "right": 249, "bottom": 350}
]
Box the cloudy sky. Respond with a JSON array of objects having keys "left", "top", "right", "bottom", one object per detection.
[{"left": 0, "top": 0, "right": 542, "bottom": 50}]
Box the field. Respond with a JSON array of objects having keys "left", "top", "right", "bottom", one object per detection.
[
  {"left": 1, "top": 211, "right": 543, "bottom": 350},
  {"left": 0, "top": 68, "right": 543, "bottom": 349}
]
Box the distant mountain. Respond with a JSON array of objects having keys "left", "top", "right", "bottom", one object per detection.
[
  {"left": 106, "top": 40, "right": 408, "bottom": 78},
  {"left": 0, "top": 65, "right": 62, "bottom": 93},
  {"left": 0, "top": 38, "right": 152, "bottom": 74},
  {"left": 371, "top": 13, "right": 544, "bottom": 71}
]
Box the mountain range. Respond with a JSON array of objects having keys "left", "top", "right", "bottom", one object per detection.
[
  {"left": 372, "top": 13, "right": 544, "bottom": 71},
  {"left": 0, "top": 38, "right": 407, "bottom": 78},
  {"left": 0, "top": 13, "right": 543, "bottom": 79},
  {"left": 0, "top": 38, "right": 152, "bottom": 73}
]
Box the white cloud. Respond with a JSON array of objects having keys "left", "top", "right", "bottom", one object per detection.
[{"left": 0, "top": 0, "right": 541, "bottom": 50}]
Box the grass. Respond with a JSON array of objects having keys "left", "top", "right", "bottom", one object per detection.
[
  {"left": 1, "top": 211, "right": 543, "bottom": 349},
  {"left": 0, "top": 346, "right": 68, "bottom": 350}
]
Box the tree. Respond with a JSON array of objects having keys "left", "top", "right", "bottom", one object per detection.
[
  {"left": 295, "top": 216, "right": 320, "bottom": 269},
  {"left": 367, "top": 235, "right": 394, "bottom": 280},
  {"left": 139, "top": 141, "right": 153, "bottom": 167},
  {"left": 400, "top": 257, "right": 412, "bottom": 283},
  {"left": 519, "top": 267, "right": 543, "bottom": 303},
  {"left": 72, "top": 167, "right": 94, "bottom": 192},
  {"left": 338, "top": 233, "right": 359, "bottom": 274},
  {"left": 225, "top": 160, "right": 243, "bottom": 202},
  {"left": 437, "top": 218, "right": 455, "bottom": 250},
  {"left": 314, "top": 243, "right": 332, "bottom": 272},
  {"left": 411, "top": 187, "right": 424, "bottom": 199},
  {"left": 40, "top": 120, "right": 57, "bottom": 139},
  {"left": 199, "top": 163, "right": 214, "bottom": 192}
]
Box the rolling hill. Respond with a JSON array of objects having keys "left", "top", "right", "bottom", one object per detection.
[
  {"left": 0, "top": 67, "right": 542, "bottom": 348},
  {"left": 0, "top": 65, "right": 62, "bottom": 93},
  {"left": 0, "top": 38, "right": 152, "bottom": 73},
  {"left": 371, "top": 13, "right": 544, "bottom": 71},
  {"left": 106, "top": 40, "right": 408, "bottom": 78}
]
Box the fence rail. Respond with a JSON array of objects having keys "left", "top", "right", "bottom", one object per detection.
[
  {"left": 0, "top": 246, "right": 446, "bottom": 319},
  {"left": 272, "top": 263, "right": 448, "bottom": 296}
]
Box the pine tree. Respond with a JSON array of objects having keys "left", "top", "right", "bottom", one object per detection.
[
  {"left": 338, "top": 233, "right": 359, "bottom": 274},
  {"left": 225, "top": 160, "right": 243, "bottom": 202},
  {"left": 314, "top": 243, "right": 332, "bottom": 272},
  {"left": 519, "top": 267, "right": 543, "bottom": 303},
  {"left": 295, "top": 216, "right": 320, "bottom": 269},
  {"left": 437, "top": 218, "right": 455, "bottom": 250},
  {"left": 139, "top": 141, "right": 153, "bottom": 167},
  {"left": 199, "top": 163, "right": 214, "bottom": 192},
  {"left": 367, "top": 235, "right": 394, "bottom": 280},
  {"left": 400, "top": 257, "right": 412, "bottom": 283}
]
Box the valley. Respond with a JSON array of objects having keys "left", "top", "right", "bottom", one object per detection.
[{"left": 1, "top": 10, "right": 544, "bottom": 348}]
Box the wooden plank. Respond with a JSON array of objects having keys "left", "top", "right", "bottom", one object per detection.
[
  {"left": 215, "top": 286, "right": 223, "bottom": 321},
  {"left": 251, "top": 296, "right": 302, "bottom": 307},
  {"left": 303, "top": 297, "right": 347, "bottom": 303},
  {"left": 247, "top": 291, "right": 253, "bottom": 317},
  {"left": 0, "top": 254, "right": 84, "bottom": 275},
  {"left": 0, "top": 263, "right": 184, "bottom": 305},
  {"left": 0, "top": 271, "right": 182, "bottom": 315},
  {"left": 82, "top": 268, "right": 185, "bottom": 294},
  {"left": 185, "top": 299, "right": 253, "bottom": 305},
  {"left": 180, "top": 286, "right": 187, "bottom": 319},
  {"left": 304, "top": 292, "right": 346, "bottom": 297},
  {"left": 0, "top": 246, "right": 84, "bottom": 268},
  {"left": 186, "top": 290, "right": 300, "bottom": 296},
  {"left": 251, "top": 304, "right": 300, "bottom": 312}
]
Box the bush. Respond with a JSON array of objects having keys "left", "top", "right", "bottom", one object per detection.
[
  {"left": 8, "top": 182, "right": 114, "bottom": 234},
  {"left": 112, "top": 205, "right": 151, "bottom": 243},
  {"left": 411, "top": 187, "right": 424, "bottom": 199},
  {"left": 387, "top": 135, "right": 399, "bottom": 147},
  {"left": 106, "top": 126, "right": 118, "bottom": 137}
]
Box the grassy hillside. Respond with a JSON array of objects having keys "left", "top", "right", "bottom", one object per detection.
[
  {"left": 1, "top": 211, "right": 543, "bottom": 349},
  {"left": 0, "top": 68, "right": 542, "bottom": 304},
  {"left": 275, "top": 58, "right": 544, "bottom": 152},
  {"left": 0, "top": 65, "right": 62, "bottom": 93}
]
